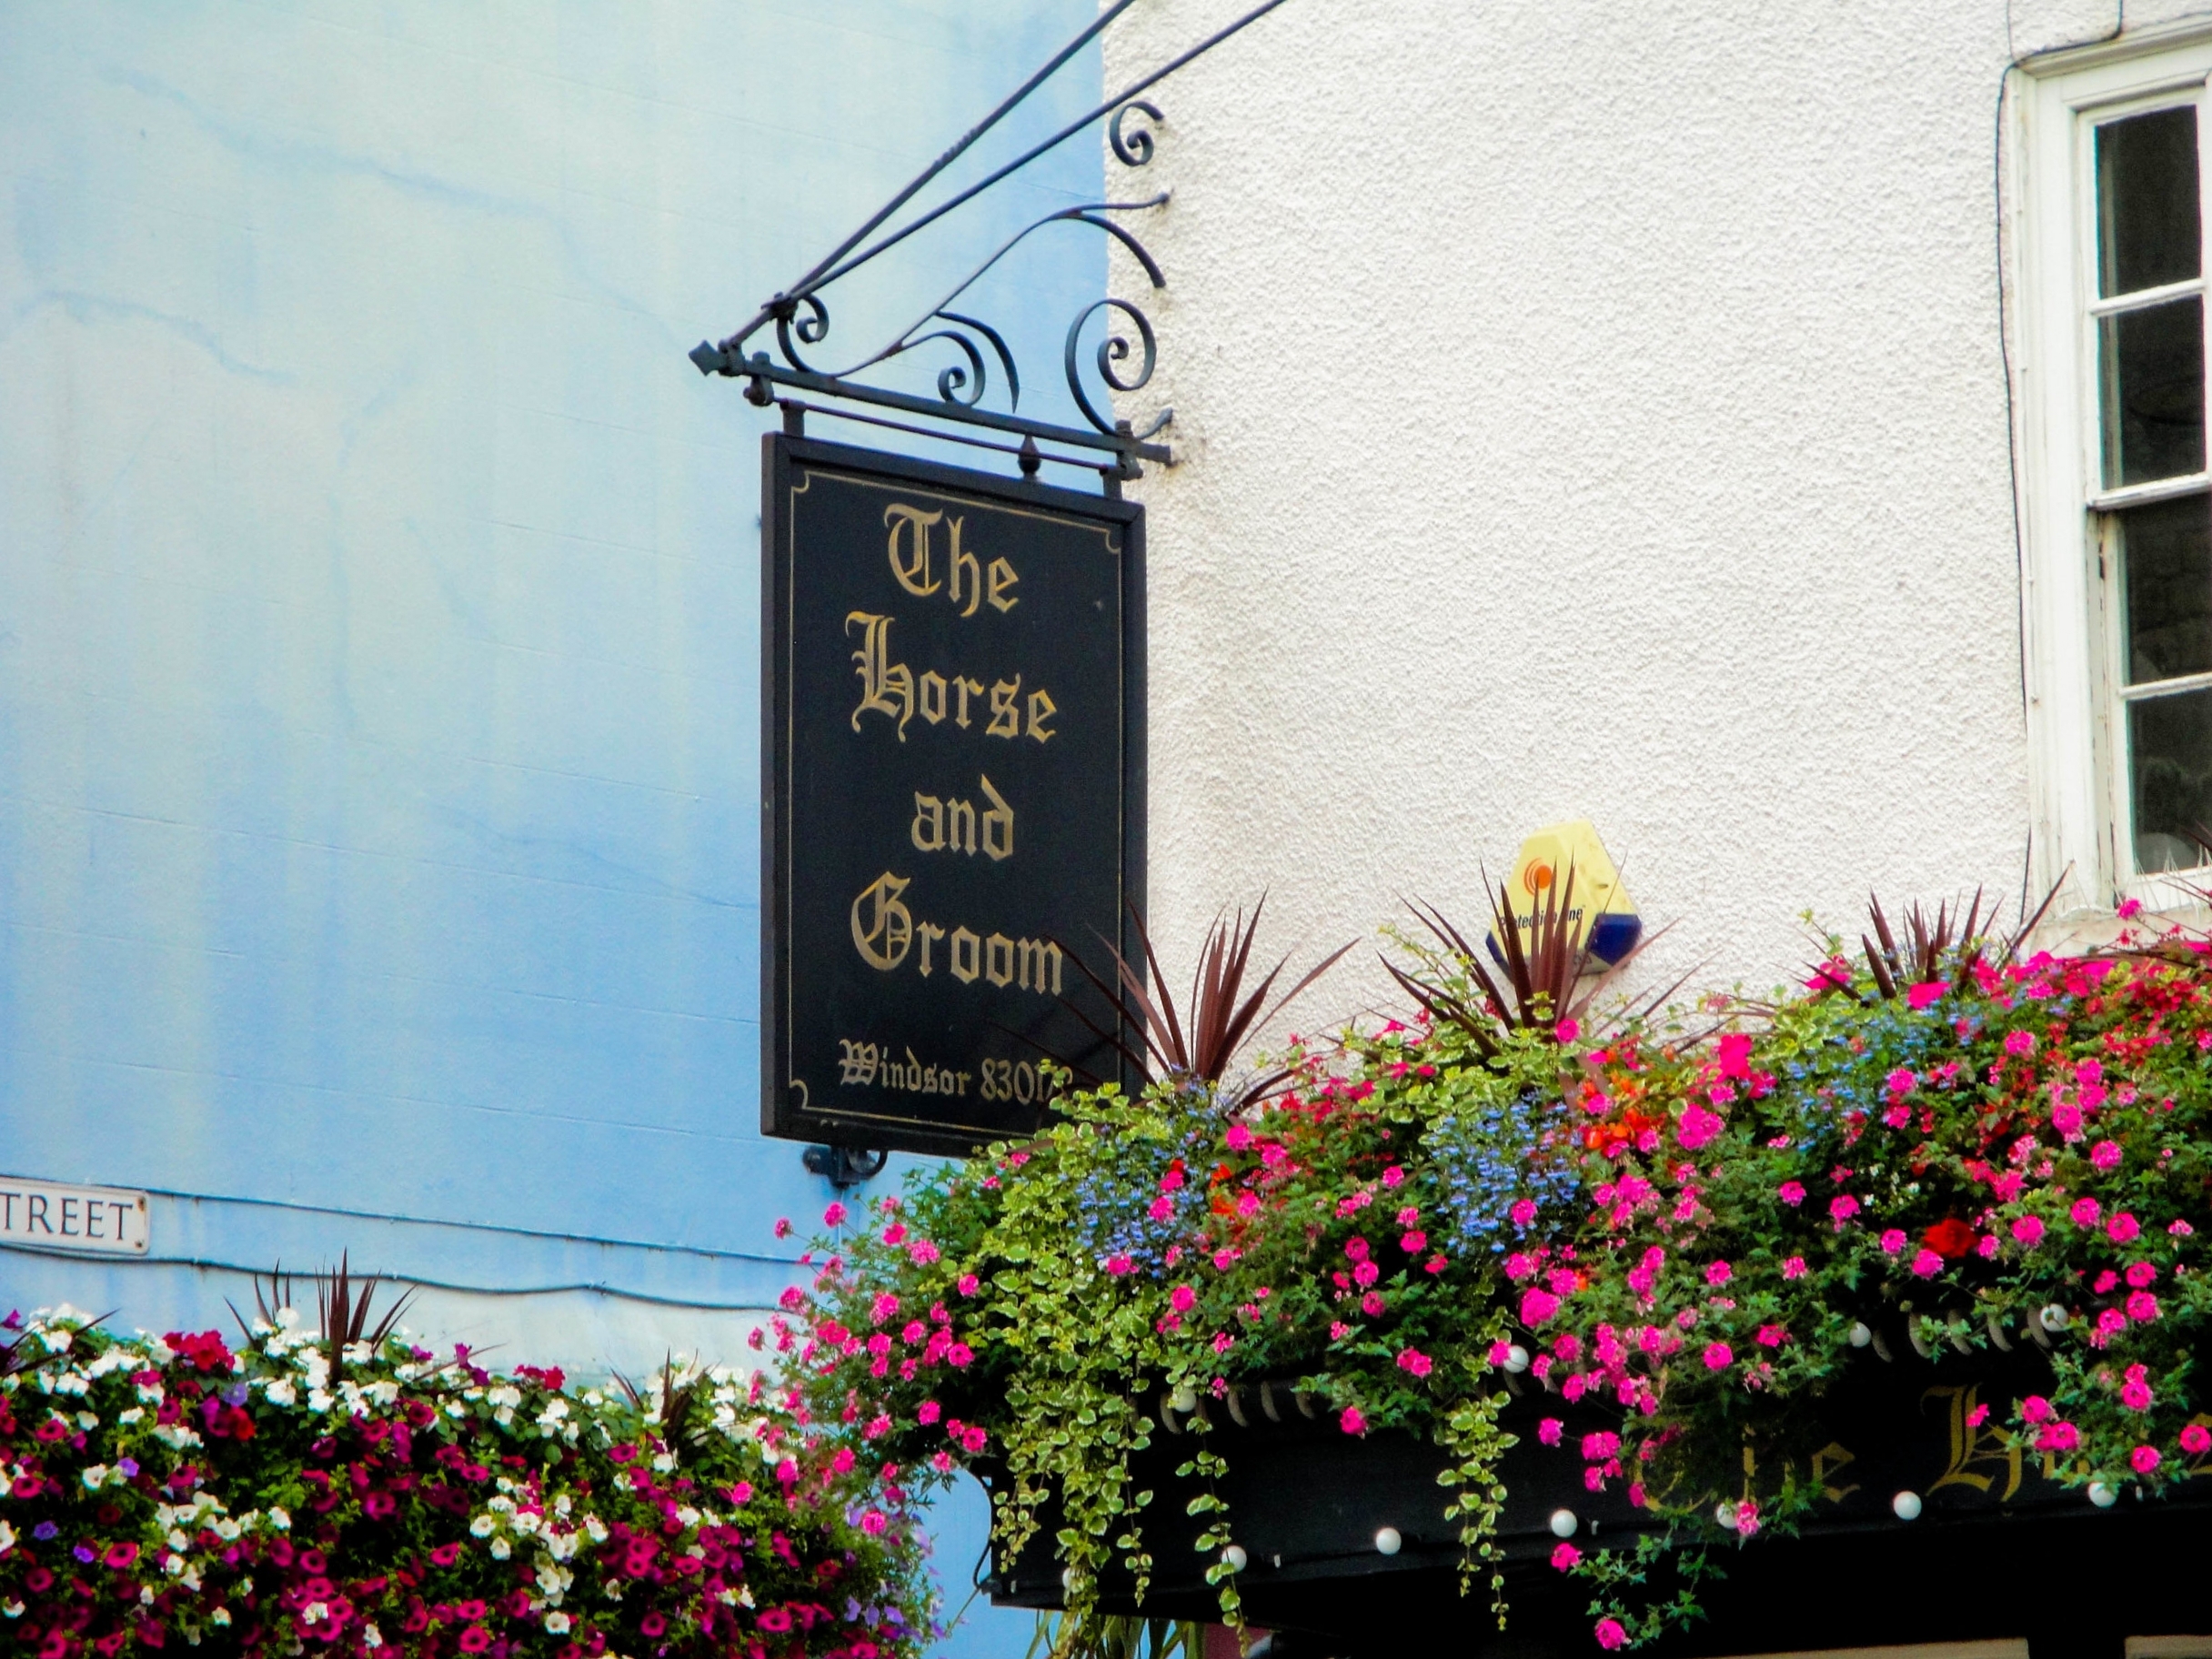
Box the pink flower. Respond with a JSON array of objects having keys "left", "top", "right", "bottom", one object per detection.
[
  {"left": 1676, "top": 1104, "right": 1724, "bottom": 1151},
  {"left": 1551, "top": 1542, "right": 1583, "bottom": 1571},
  {"left": 2117, "top": 898, "right": 2145, "bottom": 920},
  {"left": 2071, "top": 1197, "right": 2102, "bottom": 1229},
  {"left": 823, "top": 1202, "right": 848, "bottom": 1228},
  {"left": 1396, "top": 1348, "right": 1433, "bottom": 1378},
  {"left": 1212, "top": 1332, "right": 1235, "bottom": 1354},
  {"left": 1510, "top": 1198, "right": 1539, "bottom": 1227},
  {"left": 1522, "top": 1289, "right": 1562, "bottom": 1324},
  {"left": 1830, "top": 1195, "right": 1861, "bottom": 1229},
  {"left": 1777, "top": 1181, "right": 1806, "bottom": 1206},
  {"left": 1169, "top": 1284, "right": 1197, "bottom": 1313},
  {"left": 1224, "top": 1123, "right": 1253, "bottom": 1151},
  {"left": 2122, "top": 1375, "right": 2153, "bottom": 1412},
  {"left": 773, "top": 1217, "right": 793, "bottom": 1240},
  {"left": 2133, "top": 1444, "right": 2162, "bottom": 1474},
  {"left": 2182, "top": 1424, "right": 2212, "bottom": 1455},
  {"left": 1755, "top": 1325, "right": 1787, "bottom": 1348},
  {"left": 1703, "top": 1342, "right": 1734, "bottom": 1370},
  {"left": 1339, "top": 1406, "right": 1367, "bottom": 1435},
  {"left": 1976, "top": 1232, "right": 2001, "bottom": 1260},
  {"left": 1539, "top": 1418, "right": 1564, "bottom": 1445},
  {"left": 882, "top": 1222, "right": 908, "bottom": 1246},
  {"left": 1401, "top": 1230, "right": 1429, "bottom": 1254},
  {"left": 2004, "top": 1030, "right": 2036, "bottom": 1057},
  {"left": 1105, "top": 1254, "right": 1134, "bottom": 1276},
  {"left": 1885, "top": 1067, "right": 1916, "bottom": 1097},
  {"left": 2109, "top": 1212, "right": 2141, "bottom": 1243},
  {"left": 1148, "top": 1197, "right": 1174, "bottom": 1222},
  {"left": 2090, "top": 1141, "right": 2122, "bottom": 1171},
  {"left": 1782, "top": 1255, "right": 1807, "bottom": 1280},
  {"left": 1555, "top": 1019, "right": 1581, "bottom": 1043},
  {"left": 1382, "top": 1165, "right": 1405, "bottom": 1188},
  {"left": 2022, "top": 1395, "right": 2054, "bottom": 1423},
  {"left": 1906, "top": 981, "right": 1946, "bottom": 1010},
  {"left": 2036, "top": 1421, "right": 2079, "bottom": 1452},
  {"left": 1704, "top": 1261, "right": 1732, "bottom": 1286},
  {"left": 2011, "top": 1214, "right": 2046, "bottom": 1246},
  {"left": 1361, "top": 1291, "right": 1386, "bottom": 1316},
  {"left": 1595, "top": 1617, "right": 1629, "bottom": 1651},
  {"left": 918, "top": 1401, "right": 941, "bottom": 1425},
  {"left": 1910, "top": 1249, "right": 1944, "bottom": 1278},
  {"left": 1880, "top": 1229, "right": 1908, "bottom": 1255},
  {"left": 2127, "top": 1291, "right": 2160, "bottom": 1322},
  {"left": 957, "top": 1273, "right": 980, "bottom": 1296}
]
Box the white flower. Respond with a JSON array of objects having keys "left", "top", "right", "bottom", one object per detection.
[
  {"left": 0, "top": 1521, "right": 15, "bottom": 1555},
  {"left": 140, "top": 1586, "right": 157, "bottom": 1605},
  {"left": 116, "top": 1407, "right": 145, "bottom": 1425},
  {"left": 488, "top": 1538, "right": 511, "bottom": 1561},
  {"left": 303, "top": 1601, "right": 329, "bottom": 1624},
  {"left": 210, "top": 1609, "right": 231, "bottom": 1627},
  {"left": 307, "top": 1390, "right": 335, "bottom": 1414},
  {"left": 446, "top": 1401, "right": 468, "bottom": 1419},
  {"left": 214, "top": 1519, "right": 240, "bottom": 1542},
  {"left": 276, "top": 1308, "right": 300, "bottom": 1330},
  {"left": 511, "top": 1512, "right": 540, "bottom": 1535},
  {"left": 362, "top": 1624, "right": 383, "bottom": 1648},
  {"left": 488, "top": 1385, "right": 522, "bottom": 1409},
  {"left": 544, "top": 1612, "right": 573, "bottom": 1634},
  {"left": 268, "top": 1506, "right": 291, "bottom": 1531},
  {"left": 583, "top": 1515, "right": 608, "bottom": 1543},
  {"left": 651, "top": 1453, "right": 675, "bottom": 1473},
  {"left": 469, "top": 1516, "right": 497, "bottom": 1538},
  {"left": 83, "top": 1465, "right": 109, "bottom": 1490},
  {"left": 264, "top": 1381, "right": 297, "bottom": 1407},
  {"left": 166, "top": 1529, "right": 189, "bottom": 1552},
  {"left": 3, "top": 1600, "right": 23, "bottom": 1618}
]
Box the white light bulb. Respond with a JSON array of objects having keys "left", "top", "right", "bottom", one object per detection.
[
  {"left": 1714, "top": 1503, "right": 1738, "bottom": 1530},
  {"left": 1503, "top": 1345, "right": 1530, "bottom": 1373},
  {"left": 1892, "top": 1491, "right": 1922, "bottom": 1521},
  {"left": 1222, "top": 1544, "right": 1248, "bottom": 1573},
  {"left": 2088, "top": 1482, "right": 2117, "bottom": 1509},
  {"left": 1548, "top": 1509, "right": 1578, "bottom": 1539},
  {"left": 1373, "top": 1526, "right": 1403, "bottom": 1556},
  {"left": 1848, "top": 1322, "right": 1871, "bottom": 1347}
]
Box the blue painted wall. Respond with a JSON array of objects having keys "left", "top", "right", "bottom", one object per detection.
[{"left": 0, "top": 5, "right": 1111, "bottom": 1651}]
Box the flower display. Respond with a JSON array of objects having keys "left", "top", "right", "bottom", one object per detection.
[
  {"left": 782, "top": 902, "right": 2212, "bottom": 1650},
  {"left": 0, "top": 1304, "right": 932, "bottom": 1656}
]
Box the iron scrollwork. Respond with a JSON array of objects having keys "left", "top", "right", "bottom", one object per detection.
[{"left": 690, "top": 0, "right": 1293, "bottom": 480}]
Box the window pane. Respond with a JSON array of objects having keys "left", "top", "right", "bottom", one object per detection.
[
  {"left": 2130, "top": 688, "right": 2212, "bottom": 870},
  {"left": 2122, "top": 494, "right": 2212, "bottom": 682},
  {"left": 2097, "top": 105, "right": 2202, "bottom": 297},
  {"left": 2100, "top": 296, "right": 2206, "bottom": 486}
]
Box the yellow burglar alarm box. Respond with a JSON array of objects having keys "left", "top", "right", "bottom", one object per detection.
[{"left": 1490, "top": 819, "right": 1642, "bottom": 967}]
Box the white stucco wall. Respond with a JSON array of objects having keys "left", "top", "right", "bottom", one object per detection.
[{"left": 1104, "top": 0, "right": 2212, "bottom": 1022}]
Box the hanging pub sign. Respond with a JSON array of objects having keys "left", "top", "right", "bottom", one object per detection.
[{"left": 761, "top": 434, "right": 1145, "bottom": 1155}]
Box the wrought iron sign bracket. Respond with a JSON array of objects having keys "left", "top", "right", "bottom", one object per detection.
[{"left": 689, "top": 0, "right": 1290, "bottom": 488}]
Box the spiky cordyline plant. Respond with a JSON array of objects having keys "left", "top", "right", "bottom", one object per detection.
[
  {"left": 1059, "top": 898, "right": 1352, "bottom": 1107},
  {"left": 227, "top": 1253, "right": 416, "bottom": 1382},
  {"left": 1383, "top": 864, "right": 1676, "bottom": 1057}
]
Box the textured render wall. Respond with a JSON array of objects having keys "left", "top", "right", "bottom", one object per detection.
[{"left": 1105, "top": 0, "right": 2212, "bottom": 1021}]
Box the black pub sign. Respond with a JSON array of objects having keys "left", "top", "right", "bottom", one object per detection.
[{"left": 761, "top": 435, "right": 1145, "bottom": 1154}]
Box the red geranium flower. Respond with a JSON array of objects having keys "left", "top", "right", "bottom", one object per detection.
[{"left": 1923, "top": 1217, "right": 1977, "bottom": 1260}]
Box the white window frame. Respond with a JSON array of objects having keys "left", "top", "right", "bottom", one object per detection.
[{"left": 2016, "top": 23, "right": 2212, "bottom": 916}]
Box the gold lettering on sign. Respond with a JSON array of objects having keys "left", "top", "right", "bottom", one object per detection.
[
  {"left": 1925, "top": 1384, "right": 2023, "bottom": 1500},
  {"left": 838, "top": 1041, "right": 880, "bottom": 1085},
  {"left": 955, "top": 676, "right": 983, "bottom": 729},
  {"left": 988, "top": 678, "right": 1022, "bottom": 739},
  {"left": 986, "top": 556, "right": 1020, "bottom": 613},
  {"left": 910, "top": 794, "right": 944, "bottom": 853},
  {"left": 846, "top": 613, "right": 914, "bottom": 740},
  {"left": 919, "top": 671, "right": 948, "bottom": 725},
  {"left": 850, "top": 872, "right": 914, "bottom": 970},
  {"left": 1808, "top": 1442, "right": 1859, "bottom": 1503},
  {"left": 884, "top": 504, "right": 944, "bottom": 597},
  {"left": 980, "top": 775, "right": 1013, "bottom": 860},
  {"left": 1017, "top": 937, "right": 1063, "bottom": 993},
  {"left": 948, "top": 927, "right": 981, "bottom": 984},
  {"left": 949, "top": 519, "right": 981, "bottom": 618},
  {"left": 946, "top": 798, "right": 976, "bottom": 854},
  {"left": 985, "top": 933, "right": 1017, "bottom": 987},
  {"left": 918, "top": 922, "right": 945, "bottom": 976},
  {"left": 1026, "top": 689, "right": 1057, "bottom": 742}
]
